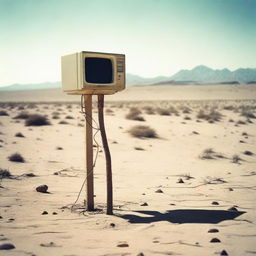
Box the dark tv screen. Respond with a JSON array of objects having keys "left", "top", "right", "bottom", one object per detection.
[{"left": 85, "top": 57, "right": 113, "bottom": 84}]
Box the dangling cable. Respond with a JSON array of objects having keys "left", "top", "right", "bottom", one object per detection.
[{"left": 71, "top": 95, "right": 101, "bottom": 210}]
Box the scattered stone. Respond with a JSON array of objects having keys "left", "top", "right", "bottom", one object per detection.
[
  {"left": 36, "top": 185, "right": 48, "bottom": 193},
  {"left": 0, "top": 243, "right": 15, "bottom": 250},
  {"left": 177, "top": 178, "right": 184, "bottom": 183},
  {"left": 24, "top": 173, "right": 36, "bottom": 177},
  {"left": 52, "top": 212, "right": 58, "bottom": 215},
  {"left": 117, "top": 241, "right": 129, "bottom": 247},
  {"left": 140, "top": 202, "right": 148, "bottom": 206},
  {"left": 42, "top": 211, "right": 48, "bottom": 215},
  {"left": 56, "top": 147, "right": 63, "bottom": 150},
  {"left": 40, "top": 242, "right": 58, "bottom": 247},
  {"left": 110, "top": 223, "right": 115, "bottom": 227},
  {"left": 212, "top": 201, "right": 219, "bottom": 205},
  {"left": 8, "top": 218, "right": 15, "bottom": 222},
  {"left": 208, "top": 228, "right": 219, "bottom": 233},
  {"left": 0, "top": 216, "right": 2, "bottom": 219},
  {"left": 228, "top": 188, "right": 234, "bottom": 191},
  {"left": 244, "top": 150, "right": 253, "bottom": 156},
  {"left": 192, "top": 131, "right": 199, "bottom": 135},
  {"left": 220, "top": 250, "right": 228, "bottom": 255},
  {"left": 210, "top": 238, "right": 221, "bottom": 243},
  {"left": 142, "top": 193, "right": 146, "bottom": 195},
  {"left": 228, "top": 206, "right": 238, "bottom": 211},
  {"left": 137, "top": 253, "right": 144, "bottom": 256},
  {"left": 155, "top": 189, "right": 163, "bottom": 193},
  {"left": 239, "top": 140, "right": 245, "bottom": 143},
  {"left": 169, "top": 203, "right": 176, "bottom": 206}
]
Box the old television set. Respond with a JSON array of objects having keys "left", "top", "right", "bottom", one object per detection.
[{"left": 61, "top": 51, "right": 125, "bottom": 95}]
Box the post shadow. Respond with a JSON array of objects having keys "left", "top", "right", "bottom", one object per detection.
[{"left": 119, "top": 209, "right": 246, "bottom": 224}]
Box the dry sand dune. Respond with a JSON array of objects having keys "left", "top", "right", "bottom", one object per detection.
[
  {"left": 0, "top": 83, "right": 256, "bottom": 102},
  {"left": 0, "top": 85, "right": 256, "bottom": 256}
]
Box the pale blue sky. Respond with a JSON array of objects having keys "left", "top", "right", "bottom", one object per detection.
[{"left": 0, "top": 0, "right": 255, "bottom": 85}]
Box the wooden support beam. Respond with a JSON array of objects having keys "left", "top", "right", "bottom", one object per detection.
[
  {"left": 84, "top": 95, "right": 94, "bottom": 211},
  {"left": 98, "top": 95, "right": 113, "bottom": 215}
]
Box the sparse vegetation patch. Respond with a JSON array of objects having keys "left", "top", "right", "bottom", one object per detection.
[
  {"left": 25, "top": 114, "right": 51, "bottom": 126},
  {"left": 128, "top": 125, "right": 157, "bottom": 138}
]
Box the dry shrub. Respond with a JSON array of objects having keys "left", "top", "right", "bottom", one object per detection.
[
  {"left": 169, "top": 105, "right": 179, "bottom": 115},
  {"left": 65, "top": 115, "right": 74, "bottom": 119},
  {"left": 15, "top": 132, "right": 25, "bottom": 138},
  {"left": 182, "top": 107, "right": 191, "bottom": 114},
  {"left": 128, "top": 125, "right": 157, "bottom": 138},
  {"left": 25, "top": 114, "right": 51, "bottom": 126},
  {"left": 105, "top": 108, "right": 114, "bottom": 113},
  {"left": 197, "top": 109, "right": 222, "bottom": 122},
  {"left": 126, "top": 107, "right": 145, "bottom": 121},
  {"left": 8, "top": 153, "right": 25, "bottom": 163},
  {"left": 199, "top": 148, "right": 224, "bottom": 160},
  {"left": 241, "top": 109, "right": 256, "bottom": 119},
  {"left": 0, "top": 168, "right": 12, "bottom": 179},
  {"left": 0, "top": 110, "right": 9, "bottom": 116},
  {"left": 143, "top": 106, "right": 155, "bottom": 115},
  {"left": 156, "top": 108, "right": 170, "bottom": 116},
  {"left": 232, "top": 154, "right": 241, "bottom": 163},
  {"left": 59, "top": 120, "right": 69, "bottom": 124}
]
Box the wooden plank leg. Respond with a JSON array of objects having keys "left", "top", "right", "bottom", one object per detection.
[
  {"left": 98, "top": 95, "right": 113, "bottom": 215},
  {"left": 84, "top": 95, "right": 94, "bottom": 211}
]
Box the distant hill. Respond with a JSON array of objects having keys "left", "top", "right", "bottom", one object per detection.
[
  {"left": 0, "top": 66, "right": 255, "bottom": 91},
  {"left": 170, "top": 65, "right": 256, "bottom": 83},
  {"left": 0, "top": 81, "right": 60, "bottom": 91}
]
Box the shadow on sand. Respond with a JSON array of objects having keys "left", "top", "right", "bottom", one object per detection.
[{"left": 119, "top": 209, "right": 246, "bottom": 224}]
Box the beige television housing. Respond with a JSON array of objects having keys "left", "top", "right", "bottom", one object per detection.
[{"left": 61, "top": 51, "right": 125, "bottom": 95}]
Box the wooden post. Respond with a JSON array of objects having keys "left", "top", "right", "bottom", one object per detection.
[
  {"left": 98, "top": 95, "right": 113, "bottom": 215},
  {"left": 84, "top": 95, "right": 94, "bottom": 211}
]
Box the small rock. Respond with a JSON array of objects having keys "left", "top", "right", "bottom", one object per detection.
[
  {"left": 244, "top": 150, "right": 253, "bottom": 156},
  {"left": 0, "top": 216, "right": 2, "bottom": 219},
  {"left": 155, "top": 189, "right": 163, "bottom": 193},
  {"left": 110, "top": 223, "right": 115, "bottom": 227},
  {"left": 52, "top": 212, "right": 58, "bottom": 215},
  {"left": 42, "top": 211, "right": 48, "bottom": 215},
  {"left": 117, "top": 241, "right": 129, "bottom": 247},
  {"left": 40, "top": 242, "right": 57, "bottom": 247},
  {"left": 228, "top": 206, "right": 238, "bottom": 211},
  {"left": 142, "top": 193, "right": 146, "bottom": 195},
  {"left": 140, "top": 202, "right": 148, "bottom": 206},
  {"left": 212, "top": 201, "right": 219, "bottom": 205},
  {"left": 0, "top": 243, "right": 15, "bottom": 250},
  {"left": 137, "top": 253, "right": 144, "bottom": 256},
  {"left": 239, "top": 140, "right": 245, "bottom": 143},
  {"left": 228, "top": 188, "right": 233, "bottom": 191},
  {"left": 177, "top": 178, "right": 184, "bottom": 183},
  {"left": 208, "top": 228, "right": 219, "bottom": 233},
  {"left": 220, "top": 249, "right": 228, "bottom": 255},
  {"left": 169, "top": 203, "right": 176, "bottom": 206},
  {"left": 192, "top": 131, "right": 199, "bottom": 135},
  {"left": 210, "top": 238, "right": 221, "bottom": 243},
  {"left": 24, "top": 173, "right": 36, "bottom": 177},
  {"left": 36, "top": 185, "right": 48, "bottom": 193}
]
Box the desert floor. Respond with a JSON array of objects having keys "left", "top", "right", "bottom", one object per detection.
[{"left": 0, "top": 84, "right": 256, "bottom": 256}]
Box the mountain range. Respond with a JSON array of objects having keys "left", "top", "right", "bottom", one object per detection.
[{"left": 0, "top": 65, "right": 255, "bottom": 91}]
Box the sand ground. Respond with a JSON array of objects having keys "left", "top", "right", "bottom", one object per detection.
[{"left": 0, "top": 85, "right": 256, "bottom": 256}]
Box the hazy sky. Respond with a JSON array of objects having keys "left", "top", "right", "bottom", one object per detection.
[{"left": 0, "top": 0, "right": 255, "bottom": 86}]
